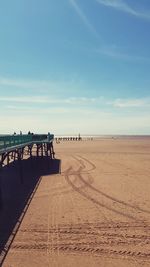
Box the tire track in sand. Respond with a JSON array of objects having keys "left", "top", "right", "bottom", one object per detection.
[
  {"left": 72, "top": 155, "right": 150, "bottom": 218},
  {"left": 11, "top": 221, "right": 150, "bottom": 261}
]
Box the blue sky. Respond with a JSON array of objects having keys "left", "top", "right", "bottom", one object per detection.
[{"left": 0, "top": 0, "right": 150, "bottom": 135}]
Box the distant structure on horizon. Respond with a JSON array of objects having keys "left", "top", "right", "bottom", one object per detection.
[{"left": 55, "top": 134, "right": 82, "bottom": 142}]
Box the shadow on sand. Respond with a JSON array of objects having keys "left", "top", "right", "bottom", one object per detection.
[{"left": 0, "top": 156, "right": 61, "bottom": 265}]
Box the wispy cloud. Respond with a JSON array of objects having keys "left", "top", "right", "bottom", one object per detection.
[
  {"left": 63, "top": 96, "right": 98, "bottom": 104},
  {"left": 5, "top": 105, "right": 98, "bottom": 116},
  {"left": 95, "top": 45, "right": 150, "bottom": 62},
  {"left": 1, "top": 95, "right": 150, "bottom": 109},
  {"left": 6, "top": 105, "right": 70, "bottom": 114},
  {"left": 0, "top": 96, "right": 58, "bottom": 104},
  {"left": 96, "top": 0, "right": 150, "bottom": 20},
  {"left": 65, "top": 41, "right": 150, "bottom": 62},
  {"left": 108, "top": 98, "right": 150, "bottom": 108},
  {"left": 0, "top": 77, "right": 50, "bottom": 90},
  {"left": 0, "top": 95, "right": 101, "bottom": 105},
  {"left": 0, "top": 77, "right": 76, "bottom": 94},
  {"left": 69, "top": 0, "right": 99, "bottom": 38}
]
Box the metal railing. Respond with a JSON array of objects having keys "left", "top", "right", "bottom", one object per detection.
[{"left": 0, "top": 134, "right": 54, "bottom": 151}]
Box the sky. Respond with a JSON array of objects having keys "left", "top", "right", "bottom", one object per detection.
[{"left": 0, "top": 0, "right": 150, "bottom": 135}]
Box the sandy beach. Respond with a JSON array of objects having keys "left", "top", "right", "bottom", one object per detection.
[{"left": 1, "top": 137, "right": 150, "bottom": 267}]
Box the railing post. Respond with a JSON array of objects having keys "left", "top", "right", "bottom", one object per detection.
[{"left": 51, "top": 143, "right": 55, "bottom": 159}]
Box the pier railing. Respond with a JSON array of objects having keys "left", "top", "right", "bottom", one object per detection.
[{"left": 0, "top": 134, "right": 54, "bottom": 151}]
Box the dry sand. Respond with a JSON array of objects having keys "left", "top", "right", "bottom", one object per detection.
[{"left": 1, "top": 137, "right": 150, "bottom": 266}]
